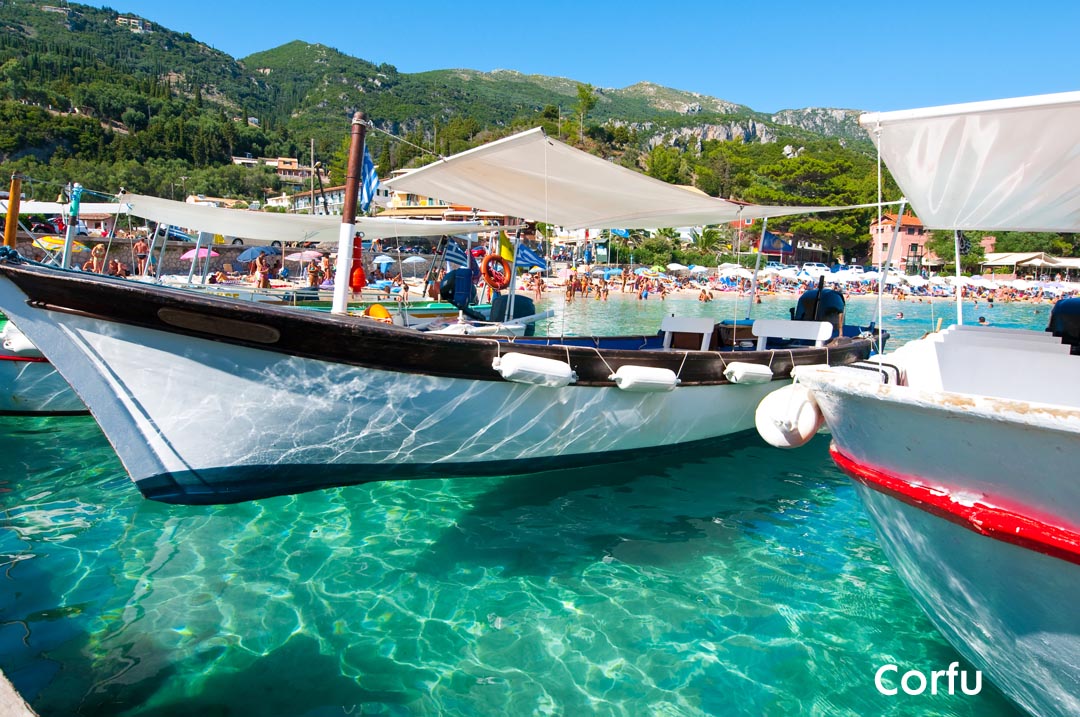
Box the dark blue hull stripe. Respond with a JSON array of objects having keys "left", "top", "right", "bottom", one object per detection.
[{"left": 137, "top": 430, "right": 758, "bottom": 505}]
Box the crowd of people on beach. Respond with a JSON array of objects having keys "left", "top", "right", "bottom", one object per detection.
[{"left": 52, "top": 236, "right": 1080, "bottom": 311}]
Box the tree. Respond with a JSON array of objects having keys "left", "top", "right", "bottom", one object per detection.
[
  {"left": 994, "top": 231, "right": 1072, "bottom": 255},
  {"left": 646, "top": 145, "right": 687, "bottom": 184},
  {"left": 574, "top": 83, "right": 596, "bottom": 143}
]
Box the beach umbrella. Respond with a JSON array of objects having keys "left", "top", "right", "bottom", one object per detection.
[
  {"left": 373, "top": 255, "right": 395, "bottom": 264},
  {"left": 650, "top": 265, "right": 665, "bottom": 273},
  {"left": 528, "top": 266, "right": 544, "bottom": 273},
  {"left": 666, "top": 262, "right": 688, "bottom": 271},
  {"left": 903, "top": 275, "right": 929, "bottom": 287},
  {"left": 236, "top": 246, "right": 281, "bottom": 263},
  {"left": 285, "top": 250, "right": 323, "bottom": 263},
  {"left": 591, "top": 268, "right": 606, "bottom": 276},
  {"left": 831, "top": 269, "right": 862, "bottom": 283},
  {"left": 33, "top": 236, "right": 87, "bottom": 253},
  {"left": 402, "top": 255, "right": 426, "bottom": 276},
  {"left": 180, "top": 247, "right": 218, "bottom": 260}
]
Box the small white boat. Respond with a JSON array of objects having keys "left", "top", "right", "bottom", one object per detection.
[
  {"left": 764, "top": 91, "right": 1080, "bottom": 717},
  {"left": 0, "top": 314, "right": 86, "bottom": 415}
]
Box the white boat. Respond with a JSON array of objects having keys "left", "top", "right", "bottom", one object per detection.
[
  {"left": 0, "top": 314, "right": 85, "bottom": 415},
  {"left": 0, "top": 256, "right": 878, "bottom": 504},
  {"left": 767, "top": 91, "right": 1080, "bottom": 717}
]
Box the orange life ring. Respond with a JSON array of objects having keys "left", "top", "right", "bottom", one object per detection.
[{"left": 480, "top": 255, "right": 512, "bottom": 290}]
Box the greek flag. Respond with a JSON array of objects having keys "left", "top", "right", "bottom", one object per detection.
[
  {"left": 444, "top": 240, "right": 469, "bottom": 267},
  {"left": 359, "top": 147, "right": 379, "bottom": 213},
  {"left": 515, "top": 243, "right": 547, "bottom": 271}
]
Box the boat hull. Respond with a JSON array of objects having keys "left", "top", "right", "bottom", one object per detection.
[
  {"left": 802, "top": 371, "right": 1080, "bottom": 717},
  {"left": 0, "top": 261, "right": 878, "bottom": 503}
]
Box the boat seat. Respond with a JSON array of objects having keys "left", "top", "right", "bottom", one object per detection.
[
  {"left": 752, "top": 319, "right": 832, "bottom": 351},
  {"left": 660, "top": 316, "right": 717, "bottom": 351},
  {"left": 934, "top": 342, "right": 1080, "bottom": 407},
  {"left": 938, "top": 328, "right": 1069, "bottom": 354},
  {"left": 946, "top": 325, "right": 1064, "bottom": 346}
]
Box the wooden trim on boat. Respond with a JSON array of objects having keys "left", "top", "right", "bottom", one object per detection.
[
  {"left": 831, "top": 446, "right": 1080, "bottom": 567},
  {"left": 0, "top": 261, "right": 878, "bottom": 386}
]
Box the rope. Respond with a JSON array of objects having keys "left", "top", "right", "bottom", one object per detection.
[
  {"left": 675, "top": 351, "right": 690, "bottom": 380},
  {"left": 0, "top": 246, "right": 24, "bottom": 263},
  {"left": 590, "top": 346, "right": 616, "bottom": 377},
  {"left": 364, "top": 122, "right": 445, "bottom": 160}
]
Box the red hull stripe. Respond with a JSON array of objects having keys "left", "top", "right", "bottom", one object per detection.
[
  {"left": 0, "top": 354, "right": 48, "bottom": 364},
  {"left": 831, "top": 445, "right": 1080, "bottom": 567}
]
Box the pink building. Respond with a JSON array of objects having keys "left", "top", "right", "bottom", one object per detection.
[{"left": 869, "top": 213, "right": 937, "bottom": 270}]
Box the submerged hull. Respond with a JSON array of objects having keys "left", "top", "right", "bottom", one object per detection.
[
  {"left": 800, "top": 351, "right": 1080, "bottom": 717},
  {"left": 0, "top": 260, "right": 876, "bottom": 504}
]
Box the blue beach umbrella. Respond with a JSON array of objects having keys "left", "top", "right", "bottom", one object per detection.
[{"left": 236, "top": 246, "right": 281, "bottom": 263}]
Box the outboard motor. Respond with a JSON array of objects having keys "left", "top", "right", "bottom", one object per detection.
[
  {"left": 793, "top": 286, "right": 845, "bottom": 337},
  {"left": 1047, "top": 297, "right": 1080, "bottom": 354},
  {"left": 489, "top": 295, "right": 538, "bottom": 336},
  {"left": 439, "top": 268, "right": 486, "bottom": 321}
]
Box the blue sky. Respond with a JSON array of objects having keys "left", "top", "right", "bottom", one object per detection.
[{"left": 85, "top": 0, "right": 1079, "bottom": 113}]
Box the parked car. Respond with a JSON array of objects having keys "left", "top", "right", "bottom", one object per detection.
[
  {"left": 801, "top": 262, "right": 830, "bottom": 274},
  {"left": 29, "top": 220, "right": 58, "bottom": 235}
]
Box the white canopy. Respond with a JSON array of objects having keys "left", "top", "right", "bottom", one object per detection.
[
  {"left": 118, "top": 193, "right": 485, "bottom": 244},
  {"left": 1, "top": 200, "right": 131, "bottom": 215},
  {"left": 861, "top": 90, "right": 1080, "bottom": 231},
  {"left": 385, "top": 127, "right": 876, "bottom": 230}
]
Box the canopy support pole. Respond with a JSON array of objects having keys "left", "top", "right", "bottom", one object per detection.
[
  {"left": 876, "top": 200, "right": 906, "bottom": 356},
  {"left": 953, "top": 230, "right": 964, "bottom": 326},
  {"left": 505, "top": 230, "right": 522, "bottom": 322},
  {"left": 187, "top": 232, "right": 205, "bottom": 283},
  {"left": 61, "top": 183, "right": 82, "bottom": 270},
  {"left": 333, "top": 112, "right": 367, "bottom": 315},
  {"left": 3, "top": 174, "right": 21, "bottom": 248},
  {"left": 745, "top": 219, "right": 767, "bottom": 320}
]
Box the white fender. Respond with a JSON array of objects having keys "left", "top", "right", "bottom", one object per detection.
[
  {"left": 755, "top": 383, "right": 824, "bottom": 448},
  {"left": 492, "top": 352, "right": 576, "bottom": 387},
  {"left": 723, "top": 361, "right": 774, "bottom": 385},
  {"left": 609, "top": 365, "right": 680, "bottom": 392}
]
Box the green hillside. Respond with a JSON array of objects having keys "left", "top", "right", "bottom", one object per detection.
[{"left": 0, "top": 0, "right": 898, "bottom": 261}]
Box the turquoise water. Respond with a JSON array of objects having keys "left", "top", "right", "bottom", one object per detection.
[{"left": 1, "top": 293, "right": 1046, "bottom": 716}]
